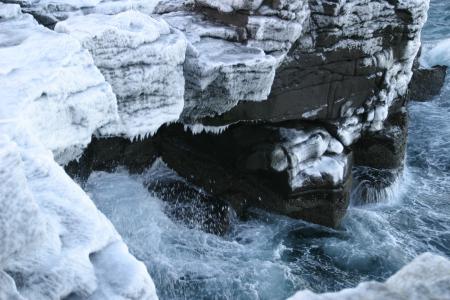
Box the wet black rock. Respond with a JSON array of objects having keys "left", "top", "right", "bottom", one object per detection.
[
  {"left": 352, "top": 109, "right": 408, "bottom": 170},
  {"left": 156, "top": 122, "right": 352, "bottom": 228},
  {"left": 145, "top": 162, "right": 233, "bottom": 235},
  {"left": 65, "top": 136, "right": 158, "bottom": 182},
  {"left": 408, "top": 65, "right": 447, "bottom": 101}
]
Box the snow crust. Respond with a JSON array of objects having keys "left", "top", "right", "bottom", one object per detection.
[
  {"left": 55, "top": 11, "right": 186, "bottom": 139},
  {"left": 288, "top": 252, "right": 450, "bottom": 300},
  {"left": 5, "top": 0, "right": 160, "bottom": 25},
  {"left": 0, "top": 6, "right": 158, "bottom": 299},
  {"left": 0, "top": 4, "right": 118, "bottom": 164},
  {"left": 0, "top": 123, "right": 157, "bottom": 300}
]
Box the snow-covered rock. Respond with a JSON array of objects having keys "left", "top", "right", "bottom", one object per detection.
[
  {"left": 0, "top": 4, "right": 118, "bottom": 164},
  {"left": 0, "top": 123, "right": 157, "bottom": 300},
  {"left": 55, "top": 11, "right": 187, "bottom": 138},
  {"left": 161, "top": 11, "right": 278, "bottom": 121},
  {"left": 198, "top": 0, "right": 429, "bottom": 146},
  {"left": 5, "top": 0, "right": 160, "bottom": 27},
  {"left": 288, "top": 252, "right": 450, "bottom": 300},
  {"left": 156, "top": 0, "right": 310, "bottom": 122},
  {"left": 274, "top": 127, "right": 347, "bottom": 189}
]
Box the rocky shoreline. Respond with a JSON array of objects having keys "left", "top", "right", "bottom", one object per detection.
[{"left": 1, "top": 0, "right": 449, "bottom": 299}]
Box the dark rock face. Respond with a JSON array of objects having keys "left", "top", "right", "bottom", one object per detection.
[
  {"left": 351, "top": 109, "right": 408, "bottom": 204},
  {"left": 157, "top": 123, "right": 352, "bottom": 228},
  {"left": 408, "top": 65, "right": 447, "bottom": 101},
  {"left": 65, "top": 137, "right": 158, "bottom": 181},
  {"left": 197, "top": 0, "right": 427, "bottom": 133},
  {"left": 353, "top": 109, "right": 408, "bottom": 170}
]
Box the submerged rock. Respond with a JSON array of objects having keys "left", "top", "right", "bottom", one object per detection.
[{"left": 288, "top": 252, "right": 450, "bottom": 300}]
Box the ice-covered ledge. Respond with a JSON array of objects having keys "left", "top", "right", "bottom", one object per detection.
[
  {"left": 0, "top": 3, "right": 118, "bottom": 164},
  {"left": 55, "top": 11, "right": 187, "bottom": 139},
  {"left": 288, "top": 253, "right": 450, "bottom": 300}
]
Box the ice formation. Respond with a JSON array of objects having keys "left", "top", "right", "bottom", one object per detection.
[
  {"left": 0, "top": 4, "right": 118, "bottom": 164},
  {"left": 4, "top": 0, "right": 160, "bottom": 26},
  {"left": 0, "top": 5, "right": 158, "bottom": 299},
  {"left": 0, "top": 123, "right": 157, "bottom": 300},
  {"left": 55, "top": 11, "right": 187, "bottom": 138},
  {"left": 288, "top": 253, "right": 450, "bottom": 300},
  {"left": 276, "top": 127, "right": 347, "bottom": 189}
]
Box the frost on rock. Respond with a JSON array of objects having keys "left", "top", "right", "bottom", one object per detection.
[
  {"left": 55, "top": 11, "right": 187, "bottom": 139},
  {"left": 275, "top": 127, "right": 348, "bottom": 190},
  {"left": 288, "top": 252, "right": 450, "bottom": 300},
  {"left": 0, "top": 123, "right": 158, "bottom": 300},
  {"left": 157, "top": 0, "right": 309, "bottom": 122},
  {"left": 0, "top": 4, "right": 118, "bottom": 164},
  {"left": 203, "top": 0, "right": 429, "bottom": 146},
  {"left": 5, "top": 0, "right": 160, "bottom": 27}
]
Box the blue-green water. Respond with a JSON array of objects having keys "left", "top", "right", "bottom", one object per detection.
[{"left": 85, "top": 2, "right": 450, "bottom": 299}]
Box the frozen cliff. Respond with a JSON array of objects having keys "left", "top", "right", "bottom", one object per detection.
[
  {"left": 0, "top": 0, "right": 439, "bottom": 298},
  {"left": 1, "top": 0, "right": 429, "bottom": 227},
  {"left": 0, "top": 4, "right": 157, "bottom": 299}
]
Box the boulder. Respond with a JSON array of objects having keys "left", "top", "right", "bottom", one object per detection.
[
  {"left": 288, "top": 253, "right": 450, "bottom": 300},
  {"left": 408, "top": 65, "right": 447, "bottom": 101}
]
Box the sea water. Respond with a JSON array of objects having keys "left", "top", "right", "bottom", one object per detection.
[{"left": 85, "top": 1, "right": 450, "bottom": 299}]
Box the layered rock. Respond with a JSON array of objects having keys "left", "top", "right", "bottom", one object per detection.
[
  {"left": 0, "top": 4, "right": 118, "bottom": 164},
  {"left": 55, "top": 11, "right": 187, "bottom": 138},
  {"left": 157, "top": 0, "right": 310, "bottom": 122},
  {"left": 5, "top": 0, "right": 431, "bottom": 229},
  {"left": 197, "top": 0, "right": 428, "bottom": 142},
  {"left": 288, "top": 252, "right": 450, "bottom": 300}
]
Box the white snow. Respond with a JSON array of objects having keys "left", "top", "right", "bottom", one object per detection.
[
  {"left": 55, "top": 11, "right": 187, "bottom": 138},
  {"left": 0, "top": 123, "right": 157, "bottom": 300},
  {"left": 0, "top": 4, "right": 118, "bottom": 164},
  {"left": 288, "top": 252, "right": 450, "bottom": 300},
  {"left": 0, "top": 6, "right": 158, "bottom": 299},
  {"left": 5, "top": 0, "right": 160, "bottom": 24},
  {"left": 194, "top": 0, "right": 264, "bottom": 13}
]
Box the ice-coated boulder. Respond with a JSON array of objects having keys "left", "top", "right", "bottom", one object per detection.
[
  {"left": 55, "top": 11, "right": 187, "bottom": 138},
  {"left": 0, "top": 4, "right": 118, "bottom": 164},
  {"left": 0, "top": 123, "right": 158, "bottom": 300},
  {"left": 288, "top": 252, "right": 450, "bottom": 300}
]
